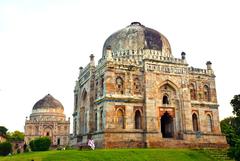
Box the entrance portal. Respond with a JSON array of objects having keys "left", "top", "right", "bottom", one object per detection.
[
  {"left": 161, "top": 112, "right": 174, "bottom": 138},
  {"left": 57, "top": 138, "right": 60, "bottom": 145}
]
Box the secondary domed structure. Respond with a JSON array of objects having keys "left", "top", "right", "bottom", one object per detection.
[
  {"left": 24, "top": 94, "right": 70, "bottom": 146},
  {"left": 30, "top": 94, "right": 65, "bottom": 121},
  {"left": 103, "top": 22, "right": 172, "bottom": 58}
]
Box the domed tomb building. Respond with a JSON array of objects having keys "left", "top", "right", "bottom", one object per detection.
[
  {"left": 24, "top": 94, "right": 70, "bottom": 146},
  {"left": 72, "top": 22, "right": 227, "bottom": 148}
]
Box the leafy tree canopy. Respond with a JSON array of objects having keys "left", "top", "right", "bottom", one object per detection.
[
  {"left": 0, "top": 126, "right": 8, "bottom": 136},
  {"left": 220, "top": 94, "right": 240, "bottom": 161},
  {"left": 221, "top": 117, "right": 240, "bottom": 146},
  {"left": 7, "top": 131, "right": 24, "bottom": 142},
  {"left": 230, "top": 94, "right": 240, "bottom": 117}
]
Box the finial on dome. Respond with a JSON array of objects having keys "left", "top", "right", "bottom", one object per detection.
[{"left": 131, "top": 22, "right": 142, "bottom": 26}]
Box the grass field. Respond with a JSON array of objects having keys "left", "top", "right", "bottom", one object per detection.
[{"left": 0, "top": 148, "right": 219, "bottom": 161}]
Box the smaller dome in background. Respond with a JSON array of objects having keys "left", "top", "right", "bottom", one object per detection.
[{"left": 32, "top": 94, "right": 64, "bottom": 110}]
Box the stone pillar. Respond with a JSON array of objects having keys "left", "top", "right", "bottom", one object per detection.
[
  {"left": 173, "top": 117, "right": 177, "bottom": 138},
  {"left": 181, "top": 52, "right": 186, "bottom": 60},
  {"left": 206, "top": 61, "right": 212, "bottom": 70},
  {"left": 180, "top": 87, "right": 192, "bottom": 133},
  {"left": 159, "top": 117, "right": 162, "bottom": 138},
  {"left": 90, "top": 54, "right": 95, "bottom": 66},
  {"left": 206, "top": 61, "right": 214, "bottom": 75},
  {"left": 181, "top": 52, "right": 187, "bottom": 63},
  {"left": 106, "top": 46, "right": 113, "bottom": 62},
  {"left": 96, "top": 109, "right": 99, "bottom": 132},
  {"left": 78, "top": 66, "right": 83, "bottom": 79}
]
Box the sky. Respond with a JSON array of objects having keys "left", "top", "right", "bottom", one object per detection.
[{"left": 0, "top": 0, "right": 240, "bottom": 132}]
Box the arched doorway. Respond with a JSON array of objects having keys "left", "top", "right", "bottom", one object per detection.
[
  {"left": 134, "top": 110, "right": 142, "bottom": 129},
  {"left": 192, "top": 113, "right": 199, "bottom": 132},
  {"left": 57, "top": 138, "right": 60, "bottom": 145},
  {"left": 161, "top": 112, "right": 174, "bottom": 138},
  {"left": 117, "top": 109, "right": 124, "bottom": 129}
]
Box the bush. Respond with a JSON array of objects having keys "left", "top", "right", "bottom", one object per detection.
[
  {"left": 228, "top": 139, "right": 240, "bottom": 161},
  {"left": 56, "top": 147, "right": 62, "bottom": 150},
  {"left": 0, "top": 142, "right": 12, "bottom": 156},
  {"left": 24, "top": 147, "right": 29, "bottom": 153},
  {"left": 29, "top": 137, "right": 51, "bottom": 151},
  {"left": 65, "top": 145, "right": 72, "bottom": 150},
  {"left": 17, "top": 148, "right": 21, "bottom": 154}
]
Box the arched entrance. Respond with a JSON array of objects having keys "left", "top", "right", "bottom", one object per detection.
[
  {"left": 192, "top": 113, "right": 199, "bottom": 132},
  {"left": 134, "top": 110, "right": 142, "bottom": 129},
  {"left": 161, "top": 112, "right": 174, "bottom": 138},
  {"left": 57, "top": 138, "right": 60, "bottom": 145}
]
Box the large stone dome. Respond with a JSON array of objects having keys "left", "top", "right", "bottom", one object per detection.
[
  {"left": 32, "top": 94, "right": 64, "bottom": 110},
  {"left": 102, "top": 22, "right": 172, "bottom": 57}
]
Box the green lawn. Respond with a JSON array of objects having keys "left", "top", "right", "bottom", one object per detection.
[{"left": 0, "top": 149, "right": 217, "bottom": 161}]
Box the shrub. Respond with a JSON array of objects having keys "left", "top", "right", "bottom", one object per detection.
[
  {"left": 24, "top": 147, "right": 29, "bottom": 153},
  {"left": 65, "top": 145, "right": 71, "bottom": 150},
  {"left": 29, "top": 140, "right": 34, "bottom": 151},
  {"left": 29, "top": 137, "right": 51, "bottom": 151},
  {"left": 0, "top": 142, "right": 12, "bottom": 156},
  {"left": 56, "top": 147, "right": 62, "bottom": 150},
  {"left": 228, "top": 139, "right": 240, "bottom": 161},
  {"left": 17, "top": 148, "right": 21, "bottom": 154}
]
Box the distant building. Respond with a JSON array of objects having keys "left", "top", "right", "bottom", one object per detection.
[
  {"left": 72, "top": 22, "right": 227, "bottom": 148},
  {"left": 24, "top": 94, "right": 70, "bottom": 146},
  {"left": 0, "top": 135, "right": 6, "bottom": 143}
]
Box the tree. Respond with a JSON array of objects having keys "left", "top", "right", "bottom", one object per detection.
[
  {"left": 220, "top": 94, "right": 240, "bottom": 161},
  {"left": 228, "top": 139, "right": 240, "bottom": 161},
  {"left": 220, "top": 117, "right": 240, "bottom": 146},
  {"left": 0, "top": 126, "right": 8, "bottom": 137},
  {"left": 230, "top": 94, "right": 240, "bottom": 117},
  {"left": 7, "top": 131, "right": 24, "bottom": 142},
  {"left": 221, "top": 117, "right": 236, "bottom": 146}
]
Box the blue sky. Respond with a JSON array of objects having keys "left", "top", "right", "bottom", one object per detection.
[{"left": 0, "top": 0, "right": 240, "bottom": 132}]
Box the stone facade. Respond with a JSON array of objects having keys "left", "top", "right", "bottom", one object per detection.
[
  {"left": 0, "top": 135, "right": 6, "bottom": 143},
  {"left": 72, "top": 22, "right": 227, "bottom": 148},
  {"left": 24, "top": 94, "right": 70, "bottom": 146}
]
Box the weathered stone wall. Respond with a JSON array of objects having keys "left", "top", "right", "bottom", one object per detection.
[
  {"left": 0, "top": 136, "right": 6, "bottom": 143},
  {"left": 24, "top": 119, "right": 70, "bottom": 146},
  {"left": 73, "top": 51, "right": 227, "bottom": 148},
  {"left": 73, "top": 24, "right": 227, "bottom": 148},
  {"left": 25, "top": 103, "right": 70, "bottom": 147}
]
